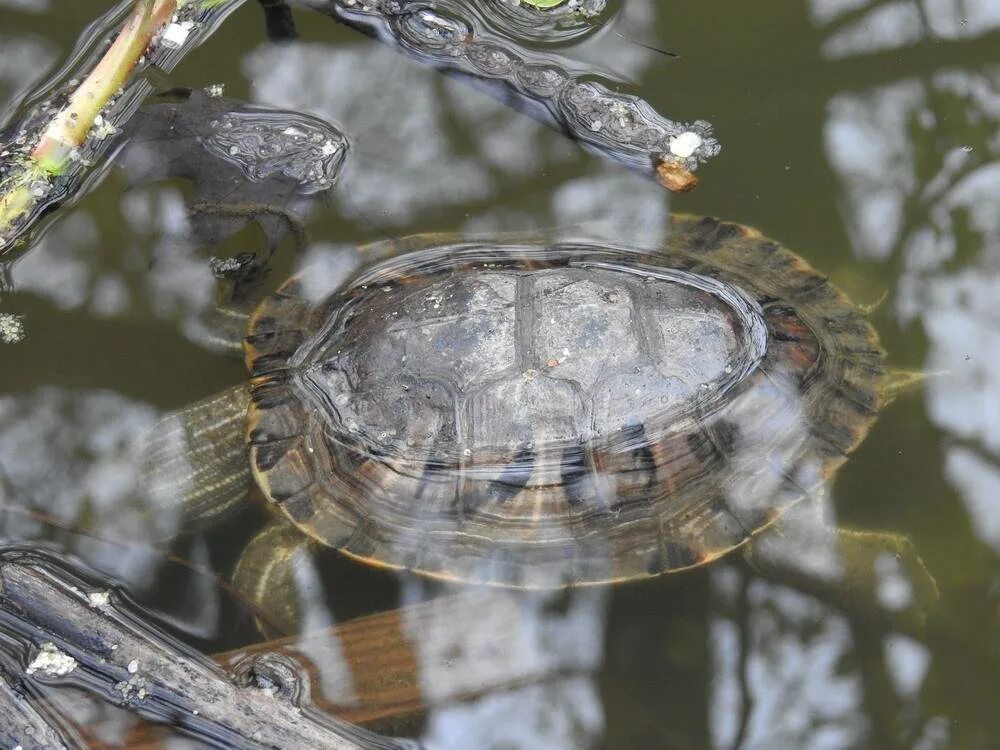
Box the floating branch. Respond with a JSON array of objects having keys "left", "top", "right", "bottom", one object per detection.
[
  {"left": 0, "top": 548, "right": 420, "bottom": 749},
  {"left": 0, "top": 665, "right": 78, "bottom": 749},
  {"left": 299, "top": 0, "right": 720, "bottom": 191}
]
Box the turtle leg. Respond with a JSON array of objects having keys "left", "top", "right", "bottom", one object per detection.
[
  {"left": 195, "top": 253, "right": 260, "bottom": 355},
  {"left": 232, "top": 519, "right": 320, "bottom": 637},
  {"left": 743, "top": 501, "right": 938, "bottom": 625},
  {"left": 139, "top": 384, "right": 253, "bottom": 536},
  {"left": 193, "top": 200, "right": 310, "bottom": 353},
  {"left": 142, "top": 388, "right": 320, "bottom": 636}
]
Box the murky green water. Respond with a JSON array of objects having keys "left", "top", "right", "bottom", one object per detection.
[{"left": 0, "top": 1, "right": 997, "bottom": 748}]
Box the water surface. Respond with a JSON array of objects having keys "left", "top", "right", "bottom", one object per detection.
[{"left": 0, "top": 1, "right": 998, "bottom": 748}]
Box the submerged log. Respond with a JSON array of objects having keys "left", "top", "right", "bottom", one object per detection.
[{"left": 119, "top": 586, "right": 601, "bottom": 747}]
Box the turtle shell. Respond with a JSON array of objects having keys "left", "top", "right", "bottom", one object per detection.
[{"left": 243, "top": 215, "right": 884, "bottom": 588}]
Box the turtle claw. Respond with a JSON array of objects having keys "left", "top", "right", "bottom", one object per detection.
[
  {"left": 833, "top": 526, "right": 940, "bottom": 618},
  {"left": 882, "top": 368, "right": 950, "bottom": 403},
  {"left": 856, "top": 288, "right": 889, "bottom": 316}
]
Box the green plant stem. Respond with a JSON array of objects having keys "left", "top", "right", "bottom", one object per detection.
[
  {"left": 0, "top": 0, "right": 179, "bottom": 240},
  {"left": 33, "top": 0, "right": 178, "bottom": 172}
]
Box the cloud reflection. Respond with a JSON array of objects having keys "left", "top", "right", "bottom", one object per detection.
[
  {"left": 824, "top": 60, "right": 1000, "bottom": 553},
  {"left": 409, "top": 586, "right": 606, "bottom": 750},
  {"left": 812, "top": 0, "right": 1000, "bottom": 58},
  {"left": 11, "top": 186, "right": 224, "bottom": 349},
  {"left": 0, "top": 387, "right": 163, "bottom": 586},
  {"left": 811, "top": 0, "right": 1000, "bottom": 750},
  {"left": 820, "top": 0, "right": 999, "bottom": 575}
]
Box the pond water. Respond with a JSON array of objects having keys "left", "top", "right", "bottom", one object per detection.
[{"left": 0, "top": 1, "right": 998, "bottom": 748}]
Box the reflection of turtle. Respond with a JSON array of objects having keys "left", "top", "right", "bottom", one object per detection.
[{"left": 146, "top": 215, "right": 923, "bottom": 630}]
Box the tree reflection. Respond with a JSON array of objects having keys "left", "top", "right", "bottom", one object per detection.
[
  {"left": 813, "top": 0, "right": 999, "bottom": 747},
  {"left": 820, "top": 0, "right": 1000, "bottom": 551}
]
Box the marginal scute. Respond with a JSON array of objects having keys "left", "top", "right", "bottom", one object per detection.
[
  {"left": 242, "top": 215, "right": 886, "bottom": 587},
  {"left": 244, "top": 329, "right": 305, "bottom": 360},
  {"left": 248, "top": 380, "right": 294, "bottom": 410},
  {"left": 246, "top": 392, "right": 303, "bottom": 443},
  {"left": 249, "top": 354, "right": 292, "bottom": 378},
  {"left": 740, "top": 505, "right": 781, "bottom": 532},
  {"left": 281, "top": 491, "right": 315, "bottom": 523},
  {"left": 663, "top": 541, "right": 703, "bottom": 570},
  {"left": 252, "top": 437, "right": 311, "bottom": 497}
]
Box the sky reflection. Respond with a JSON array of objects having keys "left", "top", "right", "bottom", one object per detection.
[{"left": 822, "top": 4, "right": 1000, "bottom": 573}]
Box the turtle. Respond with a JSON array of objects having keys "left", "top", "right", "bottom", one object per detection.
[{"left": 143, "top": 214, "right": 931, "bottom": 633}]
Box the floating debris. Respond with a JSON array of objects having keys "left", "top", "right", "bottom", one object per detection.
[
  {"left": 656, "top": 159, "right": 698, "bottom": 193},
  {"left": 25, "top": 643, "right": 77, "bottom": 677},
  {"left": 668, "top": 130, "right": 704, "bottom": 158},
  {"left": 0, "top": 313, "right": 24, "bottom": 343},
  {"left": 311, "top": 0, "right": 719, "bottom": 191},
  {"left": 86, "top": 591, "right": 110, "bottom": 608},
  {"left": 160, "top": 20, "right": 196, "bottom": 49}
]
